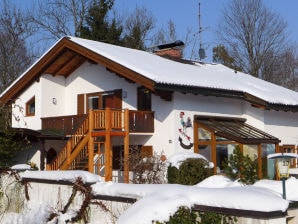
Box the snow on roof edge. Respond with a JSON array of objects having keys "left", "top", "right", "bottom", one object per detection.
[{"left": 68, "top": 36, "right": 298, "bottom": 106}]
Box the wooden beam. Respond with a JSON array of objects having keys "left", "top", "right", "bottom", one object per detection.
[
  {"left": 91, "top": 131, "right": 126, "bottom": 137},
  {"left": 257, "top": 144, "right": 262, "bottom": 179},
  {"left": 211, "top": 132, "right": 217, "bottom": 174},
  {"left": 88, "top": 110, "right": 94, "bottom": 173},
  {"left": 193, "top": 120, "right": 198, "bottom": 154},
  {"left": 105, "top": 107, "right": 112, "bottom": 181},
  {"left": 124, "top": 109, "right": 130, "bottom": 183}
]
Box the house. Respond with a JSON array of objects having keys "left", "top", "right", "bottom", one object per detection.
[{"left": 1, "top": 36, "right": 298, "bottom": 182}]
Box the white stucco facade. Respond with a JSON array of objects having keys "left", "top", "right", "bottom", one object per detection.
[{"left": 11, "top": 59, "right": 298, "bottom": 163}]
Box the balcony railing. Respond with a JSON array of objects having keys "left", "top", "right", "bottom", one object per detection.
[
  {"left": 41, "top": 109, "right": 154, "bottom": 134},
  {"left": 41, "top": 114, "right": 87, "bottom": 135},
  {"left": 129, "top": 110, "right": 154, "bottom": 133}
]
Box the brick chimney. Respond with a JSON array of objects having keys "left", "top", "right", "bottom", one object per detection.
[{"left": 153, "top": 40, "right": 184, "bottom": 60}]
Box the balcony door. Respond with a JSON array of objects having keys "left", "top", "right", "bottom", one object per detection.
[
  {"left": 77, "top": 89, "right": 122, "bottom": 114},
  {"left": 137, "top": 87, "right": 151, "bottom": 111}
]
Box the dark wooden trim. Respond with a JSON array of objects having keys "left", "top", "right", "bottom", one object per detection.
[
  {"left": 21, "top": 177, "right": 94, "bottom": 185},
  {"left": 192, "top": 204, "right": 286, "bottom": 219},
  {"left": 91, "top": 131, "right": 126, "bottom": 137},
  {"left": 155, "top": 83, "right": 245, "bottom": 99},
  {"left": 93, "top": 195, "right": 137, "bottom": 203}
]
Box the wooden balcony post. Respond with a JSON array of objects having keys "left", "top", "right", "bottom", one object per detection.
[
  {"left": 88, "top": 110, "right": 94, "bottom": 173},
  {"left": 211, "top": 132, "right": 217, "bottom": 174},
  {"left": 66, "top": 140, "right": 72, "bottom": 168},
  {"left": 124, "top": 109, "right": 130, "bottom": 183},
  {"left": 257, "top": 144, "right": 262, "bottom": 179},
  {"left": 105, "top": 107, "right": 112, "bottom": 181},
  {"left": 193, "top": 121, "right": 198, "bottom": 154}
]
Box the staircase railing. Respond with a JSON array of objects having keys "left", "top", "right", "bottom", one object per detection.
[{"left": 48, "top": 114, "right": 90, "bottom": 170}]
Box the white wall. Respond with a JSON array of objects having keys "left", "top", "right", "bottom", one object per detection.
[
  {"left": 264, "top": 110, "right": 298, "bottom": 145},
  {"left": 170, "top": 93, "right": 245, "bottom": 156},
  {"left": 12, "top": 81, "right": 41, "bottom": 130},
  {"left": 149, "top": 92, "right": 298, "bottom": 157},
  {"left": 12, "top": 61, "right": 140, "bottom": 130},
  {"left": 64, "top": 62, "right": 138, "bottom": 115},
  {"left": 40, "top": 74, "right": 66, "bottom": 117},
  {"left": 12, "top": 60, "right": 298, "bottom": 157}
]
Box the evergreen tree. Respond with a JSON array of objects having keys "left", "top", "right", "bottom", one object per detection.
[
  {"left": 77, "top": 0, "right": 123, "bottom": 45},
  {"left": 212, "top": 45, "right": 242, "bottom": 72},
  {"left": 223, "top": 146, "right": 258, "bottom": 185},
  {"left": 0, "top": 103, "right": 29, "bottom": 169}
]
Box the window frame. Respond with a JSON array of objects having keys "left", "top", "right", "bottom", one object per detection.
[{"left": 26, "top": 96, "right": 35, "bottom": 116}]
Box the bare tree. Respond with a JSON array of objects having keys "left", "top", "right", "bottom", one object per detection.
[
  {"left": 0, "top": 0, "right": 33, "bottom": 93},
  {"left": 120, "top": 146, "right": 167, "bottom": 184},
  {"left": 28, "top": 0, "right": 91, "bottom": 41},
  {"left": 152, "top": 20, "right": 177, "bottom": 46},
  {"left": 262, "top": 46, "right": 298, "bottom": 91},
  {"left": 217, "top": 0, "right": 289, "bottom": 79}
]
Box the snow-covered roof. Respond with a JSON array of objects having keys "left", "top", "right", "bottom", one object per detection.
[
  {"left": 1, "top": 36, "right": 298, "bottom": 109},
  {"left": 69, "top": 36, "right": 298, "bottom": 106}
]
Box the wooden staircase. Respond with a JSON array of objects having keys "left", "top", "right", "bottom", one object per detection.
[{"left": 47, "top": 108, "right": 130, "bottom": 182}]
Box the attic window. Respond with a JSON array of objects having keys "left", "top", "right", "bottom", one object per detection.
[{"left": 26, "top": 96, "right": 35, "bottom": 116}]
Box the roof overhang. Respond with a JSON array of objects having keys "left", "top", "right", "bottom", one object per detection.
[
  {"left": 0, "top": 37, "right": 155, "bottom": 104},
  {"left": 156, "top": 83, "right": 298, "bottom": 112},
  {"left": 1, "top": 36, "right": 298, "bottom": 113}
]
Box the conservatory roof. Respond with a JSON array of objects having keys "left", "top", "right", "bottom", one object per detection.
[{"left": 195, "top": 116, "right": 280, "bottom": 144}]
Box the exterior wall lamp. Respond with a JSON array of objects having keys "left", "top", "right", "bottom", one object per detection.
[{"left": 52, "top": 98, "right": 57, "bottom": 105}]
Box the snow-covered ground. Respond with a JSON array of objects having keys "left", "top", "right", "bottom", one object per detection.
[
  {"left": 2, "top": 170, "right": 296, "bottom": 224},
  {"left": 5, "top": 153, "right": 298, "bottom": 224}
]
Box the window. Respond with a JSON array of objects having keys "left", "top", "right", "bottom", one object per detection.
[
  {"left": 26, "top": 96, "right": 35, "bottom": 116},
  {"left": 78, "top": 89, "right": 122, "bottom": 114},
  {"left": 137, "top": 87, "right": 151, "bottom": 111},
  {"left": 88, "top": 95, "right": 99, "bottom": 110}
]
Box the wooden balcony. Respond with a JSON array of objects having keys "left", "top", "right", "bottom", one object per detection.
[{"left": 41, "top": 109, "right": 154, "bottom": 135}]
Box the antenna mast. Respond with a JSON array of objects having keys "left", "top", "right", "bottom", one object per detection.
[{"left": 198, "top": 2, "right": 206, "bottom": 60}]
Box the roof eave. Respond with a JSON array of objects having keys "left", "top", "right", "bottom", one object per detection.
[
  {"left": 155, "top": 83, "right": 298, "bottom": 112},
  {"left": 0, "top": 37, "right": 156, "bottom": 105}
]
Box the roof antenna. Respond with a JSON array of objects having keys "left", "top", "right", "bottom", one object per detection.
[{"left": 198, "top": 2, "right": 206, "bottom": 61}]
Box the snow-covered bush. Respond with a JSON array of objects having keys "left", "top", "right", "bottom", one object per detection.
[{"left": 167, "top": 158, "right": 212, "bottom": 185}]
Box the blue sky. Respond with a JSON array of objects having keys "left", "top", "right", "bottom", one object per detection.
[
  {"left": 11, "top": 0, "right": 298, "bottom": 61},
  {"left": 114, "top": 0, "right": 298, "bottom": 60}
]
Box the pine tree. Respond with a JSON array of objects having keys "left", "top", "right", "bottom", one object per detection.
[
  {"left": 223, "top": 146, "right": 258, "bottom": 185},
  {"left": 0, "top": 104, "right": 29, "bottom": 169},
  {"left": 77, "top": 0, "right": 123, "bottom": 45}
]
